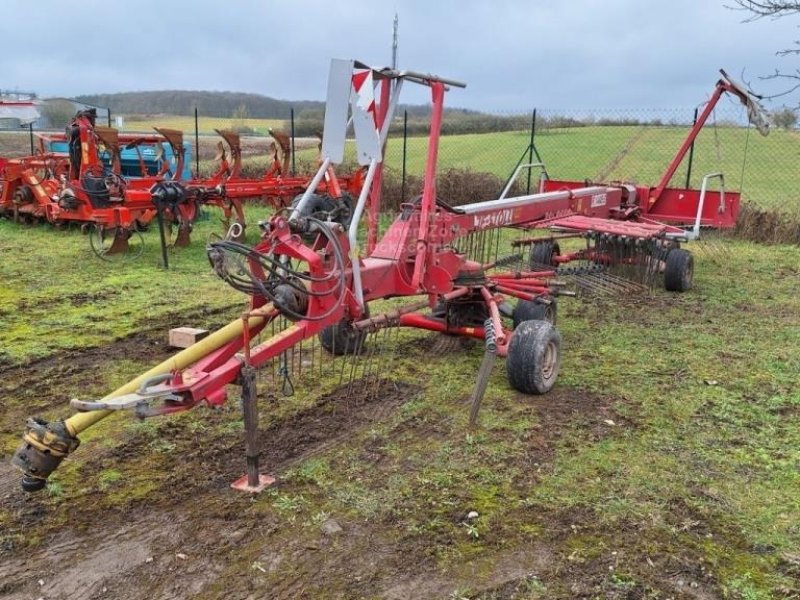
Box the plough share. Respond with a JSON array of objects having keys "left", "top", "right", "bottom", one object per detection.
[{"left": 0, "top": 111, "right": 365, "bottom": 258}]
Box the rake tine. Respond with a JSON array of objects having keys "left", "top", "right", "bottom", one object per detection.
[
  {"left": 338, "top": 342, "right": 348, "bottom": 386},
  {"left": 366, "top": 330, "right": 377, "bottom": 398},
  {"left": 494, "top": 226, "right": 502, "bottom": 265},
  {"left": 573, "top": 272, "right": 608, "bottom": 295},
  {"left": 638, "top": 245, "right": 649, "bottom": 285},
  {"left": 361, "top": 330, "right": 376, "bottom": 382},
  {"left": 367, "top": 327, "right": 382, "bottom": 382},
  {"left": 695, "top": 237, "right": 732, "bottom": 264},
  {"left": 369, "top": 326, "right": 391, "bottom": 400},
  {"left": 650, "top": 245, "right": 663, "bottom": 288},
  {"left": 641, "top": 244, "right": 654, "bottom": 287},
  {"left": 270, "top": 319, "right": 276, "bottom": 383},
  {"left": 586, "top": 273, "right": 614, "bottom": 295},
  {"left": 309, "top": 333, "right": 316, "bottom": 378},
  {"left": 606, "top": 271, "right": 646, "bottom": 294},
  {"left": 372, "top": 325, "right": 391, "bottom": 400},
  {"left": 298, "top": 338, "right": 304, "bottom": 379},
  {"left": 345, "top": 333, "right": 367, "bottom": 399},
  {"left": 370, "top": 326, "right": 385, "bottom": 399}
]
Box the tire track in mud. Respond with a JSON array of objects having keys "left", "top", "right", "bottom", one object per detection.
[{"left": 0, "top": 517, "right": 183, "bottom": 600}]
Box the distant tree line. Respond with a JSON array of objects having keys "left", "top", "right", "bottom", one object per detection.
[
  {"left": 73, "top": 90, "right": 795, "bottom": 137},
  {"left": 289, "top": 108, "right": 536, "bottom": 137},
  {"left": 75, "top": 90, "right": 323, "bottom": 119}
]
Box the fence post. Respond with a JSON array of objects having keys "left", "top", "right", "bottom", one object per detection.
[
  {"left": 29, "top": 123, "right": 34, "bottom": 154},
  {"left": 526, "top": 109, "right": 536, "bottom": 194},
  {"left": 194, "top": 107, "right": 200, "bottom": 177},
  {"left": 401, "top": 110, "right": 408, "bottom": 201},
  {"left": 290, "top": 108, "right": 296, "bottom": 176},
  {"left": 685, "top": 107, "right": 698, "bottom": 189}
]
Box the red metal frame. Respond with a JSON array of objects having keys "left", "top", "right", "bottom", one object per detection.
[
  {"left": 11, "top": 60, "right": 722, "bottom": 492},
  {"left": 0, "top": 120, "right": 368, "bottom": 252},
  {"left": 83, "top": 73, "right": 637, "bottom": 416},
  {"left": 538, "top": 72, "right": 764, "bottom": 228},
  {"left": 191, "top": 129, "right": 366, "bottom": 235}
]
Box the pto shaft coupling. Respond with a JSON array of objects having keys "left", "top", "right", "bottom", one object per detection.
[{"left": 11, "top": 417, "right": 80, "bottom": 492}]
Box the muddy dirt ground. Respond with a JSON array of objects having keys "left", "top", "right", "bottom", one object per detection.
[{"left": 0, "top": 323, "right": 735, "bottom": 600}]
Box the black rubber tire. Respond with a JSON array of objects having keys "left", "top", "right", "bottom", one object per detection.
[
  {"left": 664, "top": 248, "right": 694, "bottom": 292},
  {"left": 291, "top": 193, "right": 333, "bottom": 214},
  {"left": 512, "top": 298, "right": 557, "bottom": 328},
  {"left": 21, "top": 476, "right": 46, "bottom": 493},
  {"left": 319, "top": 320, "right": 366, "bottom": 356},
  {"left": 506, "top": 320, "right": 561, "bottom": 395},
  {"left": 528, "top": 241, "right": 560, "bottom": 271},
  {"left": 290, "top": 193, "right": 353, "bottom": 230}
]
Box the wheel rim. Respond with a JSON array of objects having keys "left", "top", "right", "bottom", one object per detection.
[
  {"left": 89, "top": 226, "right": 145, "bottom": 262},
  {"left": 541, "top": 340, "right": 558, "bottom": 381},
  {"left": 684, "top": 258, "right": 694, "bottom": 288}
]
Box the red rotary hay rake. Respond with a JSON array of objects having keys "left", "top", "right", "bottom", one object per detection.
[
  {"left": 536, "top": 69, "right": 769, "bottom": 232},
  {"left": 11, "top": 59, "right": 769, "bottom": 493}
]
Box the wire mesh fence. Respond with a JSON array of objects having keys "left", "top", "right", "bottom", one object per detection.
[
  {"left": 394, "top": 104, "right": 799, "bottom": 215},
  {"left": 260, "top": 103, "right": 798, "bottom": 216},
  {"left": 1, "top": 100, "right": 797, "bottom": 216}
]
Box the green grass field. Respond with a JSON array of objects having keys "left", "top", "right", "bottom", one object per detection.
[
  {"left": 121, "top": 114, "right": 286, "bottom": 136},
  {"left": 285, "top": 125, "right": 800, "bottom": 212},
  {"left": 5, "top": 114, "right": 797, "bottom": 212},
  {"left": 1, "top": 205, "right": 799, "bottom": 597}
]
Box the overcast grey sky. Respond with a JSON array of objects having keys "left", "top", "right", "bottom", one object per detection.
[{"left": 2, "top": 0, "right": 798, "bottom": 110}]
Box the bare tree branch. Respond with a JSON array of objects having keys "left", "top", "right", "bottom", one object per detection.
[
  {"left": 727, "top": 0, "right": 800, "bottom": 104},
  {"left": 729, "top": 1, "right": 800, "bottom": 18}
]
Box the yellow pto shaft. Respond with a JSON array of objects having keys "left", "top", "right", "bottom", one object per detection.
[{"left": 12, "top": 304, "right": 275, "bottom": 491}]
